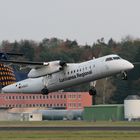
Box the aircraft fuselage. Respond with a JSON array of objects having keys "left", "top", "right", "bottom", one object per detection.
[{"left": 2, "top": 54, "right": 134, "bottom": 94}]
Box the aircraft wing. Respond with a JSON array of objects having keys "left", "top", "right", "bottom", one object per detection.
[
  {"left": 0, "top": 59, "right": 49, "bottom": 69},
  {"left": 0, "top": 59, "right": 67, "bottom": 78}
]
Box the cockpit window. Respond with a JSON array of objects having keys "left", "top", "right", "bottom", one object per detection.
[
  {"left": 113, "top": 57, "right": 121, "bottom": 60},
  {"left": 105, "top": 57, "right": 113, "bottom": 61},
  {"left": 105, "top": 56, "right": 121, "bottom": 62}
]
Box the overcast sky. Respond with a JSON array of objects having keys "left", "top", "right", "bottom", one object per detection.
[{"left": 0, "top": 0, "right": 140, "bottom": 45}]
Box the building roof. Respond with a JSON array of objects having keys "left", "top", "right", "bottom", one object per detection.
[{"left": 125, "top": 95, "right": 140, "bottom": 100}]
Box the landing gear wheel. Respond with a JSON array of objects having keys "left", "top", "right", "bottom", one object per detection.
[
  {"left": 41, "top": 88, "right": 49, "bottom": 95},
  {"left": 121, "top": 71, "right": 127, "bottom": 80},
  {"left": 89, "top": 88, "right": 97, "bottom": 96}
]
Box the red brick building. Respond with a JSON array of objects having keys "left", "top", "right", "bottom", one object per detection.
[{"left": 0, "top": 92, "right": 92, "bottom": 110}]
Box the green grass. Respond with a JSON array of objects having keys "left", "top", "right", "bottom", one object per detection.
[
  {"left": 0, "top": 121, "right": 140, "bottom": 140},
  {"left": 0, "top": 121, "right": 140, "bottom": 127},
  {"left": 0, "top": 131, "right": 140, "bottom": 140}
]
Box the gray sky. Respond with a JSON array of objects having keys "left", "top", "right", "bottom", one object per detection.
[{"left": 0, "top": 0, "right": 140, "bottom": 45}]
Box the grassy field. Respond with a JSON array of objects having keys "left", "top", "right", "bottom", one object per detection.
[
  {"left": 0, "top": 131, "right": 140, "bottom": 140},
  {"left": 0, "top": 121, "right": 140, "bottom": 140},
  {"left": 0, "top": 120, "right": 140, "bottom": 127}
]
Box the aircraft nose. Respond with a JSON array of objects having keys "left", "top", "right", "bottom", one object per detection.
[
  {"left": 130, "top": 63, "right": 134, "bottom": 69},
  {"left": 125, "top": 61, "right": 134, "bottom": 70}
]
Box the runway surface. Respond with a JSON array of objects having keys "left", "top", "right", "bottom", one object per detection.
[{"left": 0, "top": 126, "right": 140, "bottom": 131}]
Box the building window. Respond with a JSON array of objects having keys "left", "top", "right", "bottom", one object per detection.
[{"left": 78, "top": 95, "right": 81, "bottom": 99}]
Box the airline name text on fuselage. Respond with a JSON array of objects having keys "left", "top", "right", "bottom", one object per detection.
[{"left": 59, "top": 70, "right": 92, "bottom": 82}]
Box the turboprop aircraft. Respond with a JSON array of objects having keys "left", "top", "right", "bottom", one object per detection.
[{"left": 1, "top": 54, "right": 134, "bottom": 95}]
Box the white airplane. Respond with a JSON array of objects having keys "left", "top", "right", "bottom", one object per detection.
[{"left": 1, "top": 54, "right": 134, "bottom": 95}]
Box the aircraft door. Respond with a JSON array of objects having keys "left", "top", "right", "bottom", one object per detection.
[{"left": 95, "top": 60, "right": 106, "bottom": 76}]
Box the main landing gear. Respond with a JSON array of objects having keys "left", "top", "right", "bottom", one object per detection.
[
  {"left": 89, "top": 87, "right": 97, "bottom": 105},
  {"left": 89, "top": 81, "right": 97, "bottom": 96},
  {"left": 41, "top": 87, "right": 49, "bottom": 95},
  {"left": 121, "top": 71, "right": 128, "bottom": 80},
  {"left": 89, "top": 87, "right": 97, "bottom": 96}
]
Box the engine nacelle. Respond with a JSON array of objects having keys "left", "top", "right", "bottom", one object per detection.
[{"left": 28, "top": 61, "right": 65, "bottom": 78}]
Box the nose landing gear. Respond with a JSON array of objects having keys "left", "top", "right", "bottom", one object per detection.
[{"left": 121, "top": 71, "right": 127, "bottom": 80}]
